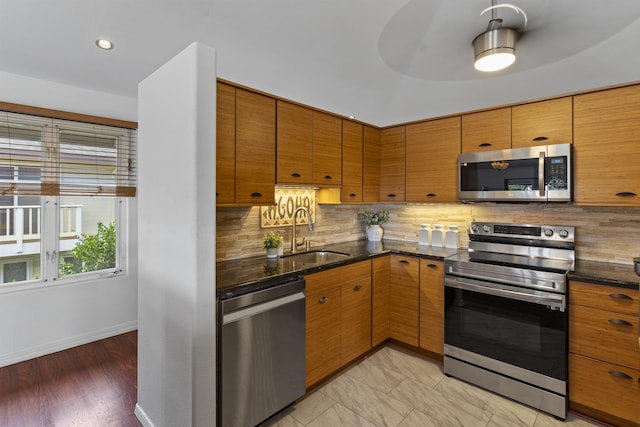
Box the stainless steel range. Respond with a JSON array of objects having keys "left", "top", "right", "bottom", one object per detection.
[{"left": 444, "top": 222, "right": 575, "bottom": 419}]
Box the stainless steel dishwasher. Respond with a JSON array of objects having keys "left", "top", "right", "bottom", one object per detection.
[{"left": 218, "top": 276, "right": 306, "bottom": 427}]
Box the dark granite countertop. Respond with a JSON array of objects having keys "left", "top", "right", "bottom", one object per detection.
[
  {"left": 216, "top": 239, "right": 640, "bottom": 299},
  {"left": 216, "top": 239, "right": 459, "bottom": 299},
  {"left": 569, "top": 259, "right": 639, "bottom": 290}
]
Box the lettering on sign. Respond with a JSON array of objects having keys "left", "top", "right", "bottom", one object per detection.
[{"left": 260, "top": 188, "right": 316, "bottom": 228}]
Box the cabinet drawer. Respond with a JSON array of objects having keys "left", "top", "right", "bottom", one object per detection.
[
  {"left": 570, "top": 305, "right": 640, "bottom": 370},
  {"left": 305, "top": 260, "right": 371, "bottom": 294},
  {"left": 570, "top": 281, "right": 638, "bottom": 316},
  {"left": 569, "top": 353, "right": 640, "bottom": 425}
]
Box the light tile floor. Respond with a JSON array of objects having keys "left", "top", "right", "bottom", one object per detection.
[{"left": 260, "top": 345, "right": 607, "bottom": 427}]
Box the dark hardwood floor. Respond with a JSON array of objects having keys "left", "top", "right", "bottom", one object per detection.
[{"left": 0, "top": 331, "right": 140, "bottom": 427}]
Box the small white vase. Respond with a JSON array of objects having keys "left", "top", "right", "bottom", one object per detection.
[
  {"left": 367, "top": 224, "right": 384, "bottom": 242},
  {"left": 266, "top": 247, "right": 279, "bottom": 258}
]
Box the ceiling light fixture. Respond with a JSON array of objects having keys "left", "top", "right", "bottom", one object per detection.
[
  {"left": 95, "top": 38, "right": 114, "bottom": 50},
  {"left": 472, "top": 1, "right": 527, "bottom": 72}
]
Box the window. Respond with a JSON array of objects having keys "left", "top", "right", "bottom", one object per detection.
[{"left": 0, "top": 111, "right": 136, "bottom": 287}]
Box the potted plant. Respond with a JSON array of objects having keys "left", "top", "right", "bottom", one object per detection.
[
  {"left": 263, "top": 231, "right": 283, "bottom": 258},
  {"left": 362, "top": 210, "right": 389, "bottom": 242}
]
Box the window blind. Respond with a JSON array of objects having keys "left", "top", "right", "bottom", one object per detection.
[{"left": 0, "top": 111, "right": 136, "bottom": 197}]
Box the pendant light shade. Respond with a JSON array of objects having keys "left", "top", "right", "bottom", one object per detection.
[{"left": 473, "top": 21, "right": 517, "bottom": 72}]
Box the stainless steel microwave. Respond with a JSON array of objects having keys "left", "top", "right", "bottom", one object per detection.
[{"left": 458, "top": 143, "right": 572, "bottom": 202}]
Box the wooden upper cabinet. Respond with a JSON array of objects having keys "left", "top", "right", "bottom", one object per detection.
[
  {"left": 511, "top": 97, "right": 573, "bottom": 148},
  {"left": 342, "top": 120, "right": 363, "bottom": 202},
  {"left": 461, "top": 108, "right": 511, "bottom": 152},
  {"left": 235, "top": 88, "right": 276, "bottom": 204},
  {"left": 363, "top": 126, "right": 380, "bottom": 203},
  {"left": 312, "top": 111, "right": 342, "bottom": 186},
  {"left": 277, "top": 101, "right": 313, "bottom": 184},
  {"left": 216, "top": 82, "right": 235, "bottom": 204},
  {"left": 574, "top": 85, "right": 640, "bottom": 206},
  {"left": 406, "top": 117, "right": 460, "bottom": 203},
  {"left": 379, "top": 126, "right": 406, "bottom": 202}
]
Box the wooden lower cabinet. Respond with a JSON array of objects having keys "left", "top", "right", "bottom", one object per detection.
[
  {"left": 305, "top": 287, "right": 342, "bottom": 388},
  {"left": 304, "top": 261, "right": 371, "bottom": 388},
  {"left": 569, "top": 354, "right": 640, "bottom": 426},
  {"left": 341, "top": 278, "right": 372, "bottom": 364},
  {"left": 419, "top": 259, "right": 444, "bottom": 356},
  {"left": 372, "top": 256, "right": 390, "bottom": 347},
  {"left": 569, "top": 280, "right": 640, "bottom": 426},
  {"left": 389, "top": 255, "right": 419, "bottom": 346}
]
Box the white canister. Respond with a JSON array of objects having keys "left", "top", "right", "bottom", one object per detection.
[
  {"left": 445, "top": 225, "right": 459, "bottom": 249},
  {"left": 418, "top": 224, "right": 430, "bottom": 246},
  {"left": 431, "top": 224, "right": 445, "bottom": 247}
]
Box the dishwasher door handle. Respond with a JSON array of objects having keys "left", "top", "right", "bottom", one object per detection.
[{"left": 222, "top": 291, "right": 306, "bottom": 325}]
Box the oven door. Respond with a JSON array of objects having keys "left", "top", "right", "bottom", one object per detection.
[{"left": 444, "top": 275, "right": 567, "bottom": 382}]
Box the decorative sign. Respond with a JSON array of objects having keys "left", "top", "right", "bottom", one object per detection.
[{"left": 260, "top": 188, "right": 316, "bottom": 228}]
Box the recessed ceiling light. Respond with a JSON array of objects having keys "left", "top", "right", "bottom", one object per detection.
[{"left": 95, "top": 39, "right": 113, "bottom": 50}]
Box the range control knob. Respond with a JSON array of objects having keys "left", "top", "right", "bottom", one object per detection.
[
  {"left": 543, "top": 228, "right": 554, "bottom": 237},
  {"left": 471, "top": 224, "right": 479, "bottom": 233},
  {"left": 558, "top": 229, "right": 569, "bottom": 238},
  {"left": 482, "top": 225, "right": 491, "bottom": 233}
]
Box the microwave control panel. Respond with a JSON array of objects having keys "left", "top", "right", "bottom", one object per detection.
[{"left": 545, "top": 156, "right": 568, "bottom": 190}]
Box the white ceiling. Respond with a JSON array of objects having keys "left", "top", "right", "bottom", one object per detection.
[{"left": 2, "top": 0, "right": 640, "bottom": 126}]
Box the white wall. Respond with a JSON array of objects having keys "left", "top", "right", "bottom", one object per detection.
[
  {"left": 137, "top": 42, "right": 216, "bottom": 427},
  {"left": 0, "top": 70, "right": 137, "bottom": 122},
  {"left": 0, "top": 73, "right": 139, "bottom": 368}
]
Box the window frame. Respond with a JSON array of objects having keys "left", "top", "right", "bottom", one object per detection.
[{"left": 0, "top": 106, "right": 135, "bottom": 293}]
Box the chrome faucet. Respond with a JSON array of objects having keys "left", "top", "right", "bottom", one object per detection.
[{"left": 291, "top": 207, "right": 314, "bottom": 254}]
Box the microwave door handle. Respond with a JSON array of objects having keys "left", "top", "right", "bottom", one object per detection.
[{"left": 539, "top": 151, "right": 546, "bottom": 198}]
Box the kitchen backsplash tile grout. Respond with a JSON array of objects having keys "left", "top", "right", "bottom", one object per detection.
[{"left": 216, "top": 203, "right": 640, "bottom": 265}]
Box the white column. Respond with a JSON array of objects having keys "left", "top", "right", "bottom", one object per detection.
[{"left": 136, "top": 42, "right": 217, "bottom": 427}]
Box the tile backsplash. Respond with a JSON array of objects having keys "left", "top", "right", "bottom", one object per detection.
[{"left": 216, "top": 202, "right": 640, "bottom": 265}]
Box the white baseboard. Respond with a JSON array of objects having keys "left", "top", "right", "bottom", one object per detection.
[
  {"left": 134, "top": 403, "right": 155, "bottom": 427},
  {"left": 0, "top": 321, "right": 138, "bottom": 368}
]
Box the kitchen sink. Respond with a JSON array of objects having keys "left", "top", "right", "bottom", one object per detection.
[{"left": 281, "top": 250, "right": 350, "bottom": 265}]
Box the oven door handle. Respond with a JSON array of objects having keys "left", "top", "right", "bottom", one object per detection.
[{"left": 445, "top": 276, "right": 565, "bottom": 311}]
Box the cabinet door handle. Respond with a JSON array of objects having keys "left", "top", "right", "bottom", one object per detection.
[
  {"left": 479, "top": 142, "right": 492, "bottom": 147},
  {"left": 426, "top": 193, "right": 437, "bottom": 198},
  {"left": 608, "top": 370, "right": 633, "bottom": 380},
  {"left": 250, "top": 192, "right": 263, "bottom": 198},
  {"left": 615, "top": 192, "right": 637, "bottom": 198},
  {"left": 387, "top": 194, "right": 396, "bottom": 198},
  {"left": 610, "top": 293, "right": 633, "bottom": 301},
  {"left": 399, "top": 259, "right": 410, "bottom": 264},
  {"left": 353, "top": 284, "right": 362, "bottom": 291},
  {"left": 319, "top": 296, "right": 329, "bottom": 304},
  {"left": 532, "top": 136, "right": 549, "bottom": 141},
  {"left": 324, "top": 175, "right": 332, "bottom": 180},
  {"left": 349, "top": 193, "right": 357, "bottom": 198},
  {"left": 609, "top": 318, "right": 633, "bottom": 327},
  {"left": 426, "top": 263, "right": 438, "bottom": 269},
  {"left": 216, "top": 192, "right": 220, "bottom": 196},
  {"left": 291, "top": 172, "right": 301, "bottom": 178}
]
